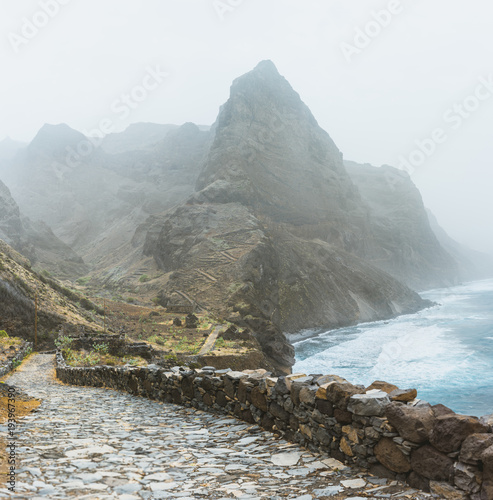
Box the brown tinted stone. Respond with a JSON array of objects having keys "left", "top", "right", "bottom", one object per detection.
[
  {"left": 316, "top": 399, "right": 334, "bottom": 416},
  {"left": 389, "top": 388, "right": 418, "bottom": 402},
  {"left": 334, "top": 408, "right": 353, "bottom": 424},
  {"left": 369, "top": 463, "right": 397, "bottom": 480},
  {"left": 216, "top": 390, "right": 228, "bottom": 407},
  {"left": 385, "top": 402, "right": 435, "bottom": 444},
  {"left": 366, "top": 380, "right": 399, "bottom": 394},
  {"left": 261, "top": 414, "right": 275, "bottom": 430},
  {"left": 432, "top": 404, "right": 455, "bottom": 418},
  {"left": 325, "top": 382, "right": 364, "bottom": 410},
  {"left": 430, "top": 481, "right": 468, "bottom": 499},
  {"left": 340, "top": 436, "right": 353, "bottom": 457},
  {"left": 290, "top": 382, "right": 304, "bottom": 405},
  {"left": 460, "top": 434, "right": 493, "bottom": 465},
  {"left": 223, "top": 377, "right": 235, "bottom": 399},
  {"left": 171, "top": 389, "right": 182, "bottom": 404},
  {"left": 299, "top": 386, "right": 317, "bottom": 405},
  {"left": 237, "top": 379, "right": 253, "bottom": 403},
  {"left": 411, "top": 445, "right": 454, "bottom": 482},
  {"left": 407, "top": 471, "right": 430, "bottom": 492},
  {"left": 374, "top": 437, "right": 412, "bottom": 474},
  {"left": 430, "top": 415, "right": 490, "bottom": 453},
  {"left": 250, "top": 386, "right": 268, "bottom": 412},
  {"left": 181, "top": 377, "right": 194, "bottom": 399}
]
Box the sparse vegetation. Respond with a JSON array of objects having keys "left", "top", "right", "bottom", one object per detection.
[
  {"left": 139, "top": 274, "right": 150, "bottom": 283},
  {"left": 92, "top": 342, "right": 109, "bottom": 354},
  {"left": 54, "top": 335, "right": 74, "bottom": 350},
  {"left": 76, "top": 276, "right": 91, "bottom": 285}
]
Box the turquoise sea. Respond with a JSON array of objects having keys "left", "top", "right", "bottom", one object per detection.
[{"left": 292, "top": 279, "right": 493, "bottom": 417}]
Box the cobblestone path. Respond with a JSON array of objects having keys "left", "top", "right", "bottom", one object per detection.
[{"left": 0, "top": 355, "right": 433, "bottom": 499}]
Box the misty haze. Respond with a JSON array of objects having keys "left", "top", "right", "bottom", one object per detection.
[{"left": 1, "top": 1, "right": 493, "bottom": 499}]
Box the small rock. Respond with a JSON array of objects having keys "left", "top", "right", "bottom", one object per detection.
[
  {"left": 341, "top": 478, "right": 366, "bottom": 488},
  {"left": 366, "top": 380, "right": 399, "bottom": 394},
  {"left": 430, "top": 481, "right": 469, "bottom": 499},
  {"left": 347, "top": 391, "right": 390, "bottom": 416},
  {"left": 270, "top": 452, "right": 301, "bottom": 466},
  {"left": 389, "top": 388, "right": 418, "bottom": 402}
]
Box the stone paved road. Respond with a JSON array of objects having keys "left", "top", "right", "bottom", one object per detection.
[{"left": 0, "top": 355, "right": 434, "bottom": 499}]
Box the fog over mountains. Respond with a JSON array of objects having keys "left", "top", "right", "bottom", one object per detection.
[{"left": 0, "top": 61, "right": 491, "bottom": 371}]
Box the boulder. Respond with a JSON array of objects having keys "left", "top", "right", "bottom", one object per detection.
[
  {"left": 250, "top": 386, "right": 268, "bottom": 412},
  {"left": 460, "top": 434, "right": 493, "bottom": 465},
  {"left": 411, "top": 445, "right": 454, "bottom": 482},
  {"left": 385, "top": 402, "right": 435, "bottom": 444},
  {"left": 432, "top": 403, "right": 455, "bottom": 417},
  {"left": 366, "top": 380, "right": 399, "bottom": 394},
  {"left": 374, "top": 437, "right": 412, "bottom": 473},
  {"left": 348, "top": 391, "right": 390, "bottom": 416},
  {"left": 316, "top": 374, "right": 348, "bottom": 386},
  {"left": 298, "top": 385, "right": 317, "bottom": 406},
  {"left": 285, "top": 373, "right": 308, "bottom": 389},
  {"left": 389, "top": 388, "right": 418, "bottom": 402},
  {"left": 290, "top": 382, "right": 303, "bottom": 405},
  {"left": 317, "top": 381, "right": 364, "bottom": 410},
  {"left": 274, "top": 377, "right": 290, "bottom": 395},
  {"left": 185, "top": 313, "right": 199, "bottom": 328},
  {"left": 430, "top": 415, "right": 491, "bottom": 453}
]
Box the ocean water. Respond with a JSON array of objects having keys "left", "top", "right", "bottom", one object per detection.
[{"left": 292, "top": 279, "right": 493, "bottom": 417}]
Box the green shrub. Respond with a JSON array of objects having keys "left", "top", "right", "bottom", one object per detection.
[
  {"left": 0, "top": 330, "right": 9, "bottom": 338},
  {"left": 92, "top": 342, "right": 109, "bottom": 354},
  {"left": 54, "top": 335, "right": 74, "bottom": 350},
  {"left": 139, "top": 274, "right": 150, "bottom": 283}
]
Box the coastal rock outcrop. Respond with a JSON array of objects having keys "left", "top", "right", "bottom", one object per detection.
[{"left": 143, "top": 61, "right": 432, "bottom": 372}]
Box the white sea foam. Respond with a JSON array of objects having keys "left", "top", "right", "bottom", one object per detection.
[{"left": 293, "top": 278, "right": 493, "bottom": 415}]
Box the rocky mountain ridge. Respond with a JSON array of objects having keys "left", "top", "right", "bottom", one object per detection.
[
  {"left": 0, "top": 177, "right": 87, "bottom": 278},
  {"left": 0, "top": 61, "right": 487, "bottom": 374}
]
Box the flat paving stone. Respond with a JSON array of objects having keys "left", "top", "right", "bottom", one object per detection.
[{"left": 1, "top": 355, "right": 433, "bottom": 499}]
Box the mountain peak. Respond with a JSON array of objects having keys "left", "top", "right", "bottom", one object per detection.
[
  {"left": 253, "top": 59, "right": 279, "bottom": 74},
  {"left": 28, "top": 123, "right": 87, "bottom": 156}
]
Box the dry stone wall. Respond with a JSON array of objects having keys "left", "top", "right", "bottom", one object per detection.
[
  {"left": 55, "top": 353, "right": 493, "bottom": 499},
  {"left": 0, "top": 341, "right": 32, "bottom": 377}
]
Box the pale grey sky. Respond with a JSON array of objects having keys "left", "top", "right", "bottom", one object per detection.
[{"left": 1, "top": 0, "right": 492, "bottom": 254}]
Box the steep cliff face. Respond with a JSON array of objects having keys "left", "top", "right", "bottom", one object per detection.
[
  {"left": 427, "top": 209, "right": 493, "bottom": 281},
  {"left": 143, "top": 61, "right": 432, "bottom": 373},
  {"left": 0, "top": 178, "right": 86, "bottom": 278},
  {"left": 195, "top": 60, "right": 361, "bottom": 225},
  {"left": 345, "top": 161, "right": 461, "bottom": 290}
]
